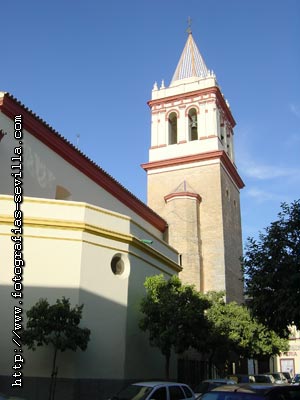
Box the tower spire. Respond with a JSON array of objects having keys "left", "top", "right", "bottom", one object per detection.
[{"left": 170, "top": 29, "right": 209, "bottom": 84}]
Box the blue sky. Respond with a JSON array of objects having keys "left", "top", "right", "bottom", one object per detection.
[{"left": 2, "top": 0, "right": 300, "bottom": 244}]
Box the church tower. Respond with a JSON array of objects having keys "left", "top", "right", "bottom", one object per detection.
[{"left": 142, "top": 30, "right": 245, "bottom": 303}]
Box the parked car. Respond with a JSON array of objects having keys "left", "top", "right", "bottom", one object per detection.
[
  {"left": 282, "top": 371, "right": 293, "bottom": 383},
  {"left": 227, "top": 375, "right": 255, "bottom": 383},
  {"left": 228, "top": 374, "right": 275, "bottom": 384},
  {"left": 292, "top": 374, "right": 300, "bottom": 385},
  {"left": 199, "top": 383, "right": 300, "bottom": 399},
  {"left": 266, "top": 372, "right": 288, "bottom": 384},
  {"left": 110, "top": 381, "right": 195, "bottom": 400},
  {"left": 252, "top": 374, "right": 275, "bottom": 384},
  {"left": 194, "top": 379, "right": 236, "bottom": 397}
]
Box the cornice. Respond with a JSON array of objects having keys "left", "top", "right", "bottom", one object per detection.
[
  {"left": 148, "top": 86, "right": 236, "bottom": 127},
  {"left": 0, "top": 215, "right": 181, "bottom": 272},
  {"left": 164, "top": 192, "right": 202, "bottom": 203},
  {"left": 142, "top": 150, "right": 245, "bottom": 189}
]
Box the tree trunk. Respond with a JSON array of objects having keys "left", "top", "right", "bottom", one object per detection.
[
  {"left": 165, "top": 353, "right": 170, "bottom": 381},
  {"left": 49, "top": 346, "right": 58, "bottom": 400},
  {"left": 208, "top": 349, "right": 215, "bottom": 379}
]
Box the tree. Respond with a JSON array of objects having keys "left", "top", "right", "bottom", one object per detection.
[
  {"left": 22, "top": 297, "right": 91, "bottom": 400},
  {"left": 139, "top": 274, "right": 210, "bottom": 379},
  {"left": 242, "top": 200, "right": 300, "bottom": 337},
  {"left": 205, "top": 292, "right": 288, "bottom": 367}
]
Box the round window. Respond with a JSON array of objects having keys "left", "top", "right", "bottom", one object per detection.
[{"left": 110, "top": 253, "right": 130, "bottom": 279}]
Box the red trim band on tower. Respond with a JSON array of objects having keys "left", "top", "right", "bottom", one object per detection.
[{"left": 142, "top": 150, "right": 245, "bottom": 190}]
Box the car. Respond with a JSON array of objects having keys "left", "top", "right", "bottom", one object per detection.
[
  {"left": 227, "top": 375, "right": 256, "bottom": 384},
  {"left": 110, "top": 381, "right": 195, "bottom": 400},
  {"left": 292, "top": 374, "right": 300, "bottom": 385},
  {"left": 266, "top": 372, "right": 288, "bottom": 384},
  {"left": 252, "top": 374, "right": 275, "bottom": 384},
  {"left": 227, "top": 375, "right": 275, "bottom": 384},
  {"left": 282, "top": 371, "right": 293, "bottom": 383},
  {"left": 199, "top": 383, "right": 300, "bottom": 399},
  {"left": 194, "top": 379, "right": 236, "bottom": 397}
]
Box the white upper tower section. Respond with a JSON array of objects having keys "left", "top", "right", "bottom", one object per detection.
[{"left": 147, "top": 31, "right": 237, "bottom": 169}]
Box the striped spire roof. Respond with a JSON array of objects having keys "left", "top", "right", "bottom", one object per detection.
[{"left": 171, "top": 32, "right": 209, "bottom": 84}]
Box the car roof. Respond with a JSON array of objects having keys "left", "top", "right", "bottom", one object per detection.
[
  {"left": 204, "top": 379, "right": 234, "bottom": 382},
  {"left": 212, "top": 383, "right": 299, "bottom": 393},
  {"left": 133, "top": 382, "right": 189, "bottom": 388},
  {"left": 211, "top": 383, "right": 275, "bottom": 392}
]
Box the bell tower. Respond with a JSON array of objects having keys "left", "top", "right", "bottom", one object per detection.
[{"left": 142, "top": 31, "right": 245, "bottom": 302}]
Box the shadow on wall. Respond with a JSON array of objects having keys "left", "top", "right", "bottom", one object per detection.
[
  {"left": 0, "top": 285, "right": 134, "bottom": 400},
  {"left": 124, "top": 250, "right": 178, "bottom": 382}
]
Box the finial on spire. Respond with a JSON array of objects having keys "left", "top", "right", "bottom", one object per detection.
[{"left": 187, "top": 16, "right": 192, "bottom": 34}]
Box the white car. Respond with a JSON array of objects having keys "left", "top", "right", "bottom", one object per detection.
[{"left": 110, "top": 381, "right": 195, "bottom": 400}]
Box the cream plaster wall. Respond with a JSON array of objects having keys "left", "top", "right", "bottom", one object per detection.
[
  {"left": 123, "top": 256, "right": 177, "bottom": 380},
  {"left": 0, "top": 195, "right": 179, "bottom": 381},
  {"left": 149, "top": 137, "right": 222, "bottom": 162},
  {"left": 0, "top": 112, "right": 162, "bottom": 239},
  {"left": 149, "top": 92, "right": 234, "bottom": 165},
  {"left": 152, "top": 76, "right": 218, "bottom": 100}
]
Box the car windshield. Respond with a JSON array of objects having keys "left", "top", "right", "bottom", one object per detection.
[
  {"left": 253, "top": 376, "right": 272, "bottom": 383},
  {"left": 195, "top": 382, "right": 226, "bottom": 394},
  {"left": 272, "top": 373, "right": 281, "bottom": 379},
  {"left": 112, "top": 385, "right": 152, "bottom": 400}
]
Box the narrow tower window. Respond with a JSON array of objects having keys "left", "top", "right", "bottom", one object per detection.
[
  {"left": 168, "top": 112, "right": 178, "bottom": 144},
  {"left": 188, "top": 108, "right": 198, "bottom": 141}
]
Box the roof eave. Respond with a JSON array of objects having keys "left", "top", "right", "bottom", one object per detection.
[{"left": 0, "top": 93, "right": 168, "bottom": 232}]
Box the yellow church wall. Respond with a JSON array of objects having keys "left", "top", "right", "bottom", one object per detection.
[
  {"left": 124, "top": 255, "right": 177, "bottom": 380},
  {"left": 0, "top": 195, "right": 180, "bottom": 381}
]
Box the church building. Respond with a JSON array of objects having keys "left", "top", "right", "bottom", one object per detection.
[{"left": 0, "top": 30, "right": 244, "bottom": 399}]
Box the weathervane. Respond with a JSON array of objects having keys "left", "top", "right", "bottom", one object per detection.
[{"left": 187, "top": 16, "right": 192, "bottom": 34}]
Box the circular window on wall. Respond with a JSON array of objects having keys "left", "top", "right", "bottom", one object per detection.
[{"left": 111, "top": 253, "right": 130, "bottom": 279}]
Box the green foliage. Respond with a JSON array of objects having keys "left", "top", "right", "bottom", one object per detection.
[
  {"left": 242, "top": 200, "right": 300, "bottom": 336},
  {"left": 140, "top": 276, "right": 288, "bottom": 379},
  {"left": 205, "top": 292, "right": 288, "bottom": 360},
  {"left": 139, "top": 274, "right": 210, "bottom": 378},
  {"left": 22, "top": 297, "right": 90, "bottom": 400},
  {"left": 22, "top": 297, "right": 91, "bottom": 352}
]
